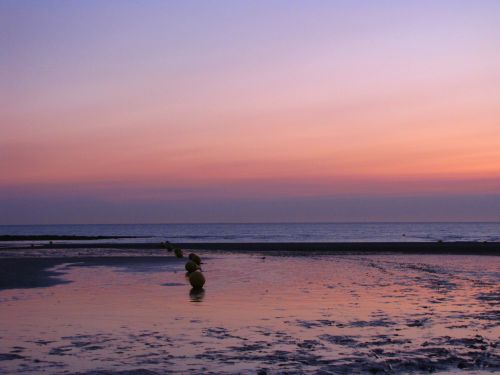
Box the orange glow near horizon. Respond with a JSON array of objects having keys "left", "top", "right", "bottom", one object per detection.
[
  {"left": 1, "top": 1, "right": 500, "bottom": 222},
  {"left": 3, "top": 81, "right": 499, "bottom": 190}
]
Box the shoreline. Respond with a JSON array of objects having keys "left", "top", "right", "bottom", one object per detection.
[
  {"left": 0, "top": 235, "right": 146, "bottom": 241},
  {"left": 1, "top": 242, "right": 498, "bottom": 290},
  {"left": 2, "top": 241, "right": 499, "bottom": 255},
  {"left": 175, "top": 241, "right": 500, "bottom": 255}
]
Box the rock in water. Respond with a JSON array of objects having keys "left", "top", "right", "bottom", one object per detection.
[
  {"left": 189, "top": 271, "right": 205, "bottom": 289},
  {"left": 189, "top": 253, "right": 202, "bottom": 265},
  {"left": 185, "top": 260, "right": 199, "bottom": 273},
  {"left": 174, "top": 248, "right": 184, "bottom": 258}
]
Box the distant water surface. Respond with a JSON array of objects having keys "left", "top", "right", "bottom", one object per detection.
[{"left": 0, "top": 222, "right": 499, "bottom": 243}]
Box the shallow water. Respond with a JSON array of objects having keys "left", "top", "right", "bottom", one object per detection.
[{"left": 0, "top": 252, "right": 499, "bottom": 374}]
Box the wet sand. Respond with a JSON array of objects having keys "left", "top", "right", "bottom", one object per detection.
[
  {"left": 0, "top": 256, "right": 182, "bottom": 291},
  {"left": 0, "top": 248, "right": 499, "bottom": 374}
]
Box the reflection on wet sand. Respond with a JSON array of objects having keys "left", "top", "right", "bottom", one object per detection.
[
  {"left": 0, "top": 251, "right": 498, "bottom": 374},
  {"left": 189, "top": 288, "right": 205, "bottom": 302}
]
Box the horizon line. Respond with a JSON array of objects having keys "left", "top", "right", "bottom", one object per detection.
[{"left": 1, "top": 221, "right": 500, "bottom": 227}]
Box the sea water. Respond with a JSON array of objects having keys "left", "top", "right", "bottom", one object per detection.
[{"left": 0, "top": 222, "right": 499, "bottom": 243}]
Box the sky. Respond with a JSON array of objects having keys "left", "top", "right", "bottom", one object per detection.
[{"left": 1, "top": 1, "right": 500, "bottom": 224}]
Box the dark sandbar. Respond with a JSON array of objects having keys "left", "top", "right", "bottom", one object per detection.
[
  {"left": 175, "top": 241, "right": 500, "bottom": 255},
  {"left": 8, "top": 241, "right": 499, "bottom": 255},
  {"left": 0, "top": 235, "right": 146, "bottom": 241}
]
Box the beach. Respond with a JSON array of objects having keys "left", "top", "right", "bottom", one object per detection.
[
  {"left": 3, "top": 0, "right": 500, "bottom": 373},
  {"left": 0, "top": 243, "right": 498, "bottom": 374}
]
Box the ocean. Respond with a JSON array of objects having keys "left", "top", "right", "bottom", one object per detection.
[{"left": 1, "top": 222, "right": 499, "bottom": 243}]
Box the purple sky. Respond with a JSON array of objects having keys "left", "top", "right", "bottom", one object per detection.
[{"left": 1, "top": 1, "right": 499, "bottom": 224}]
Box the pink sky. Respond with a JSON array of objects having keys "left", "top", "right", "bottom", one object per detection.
[{"left": 1, "top": 1, "right": 499, "bottom": 223}]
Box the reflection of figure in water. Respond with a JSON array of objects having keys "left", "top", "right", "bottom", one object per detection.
[{"left": 189, "top": 288, "right": 205, "bottom": 302}]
